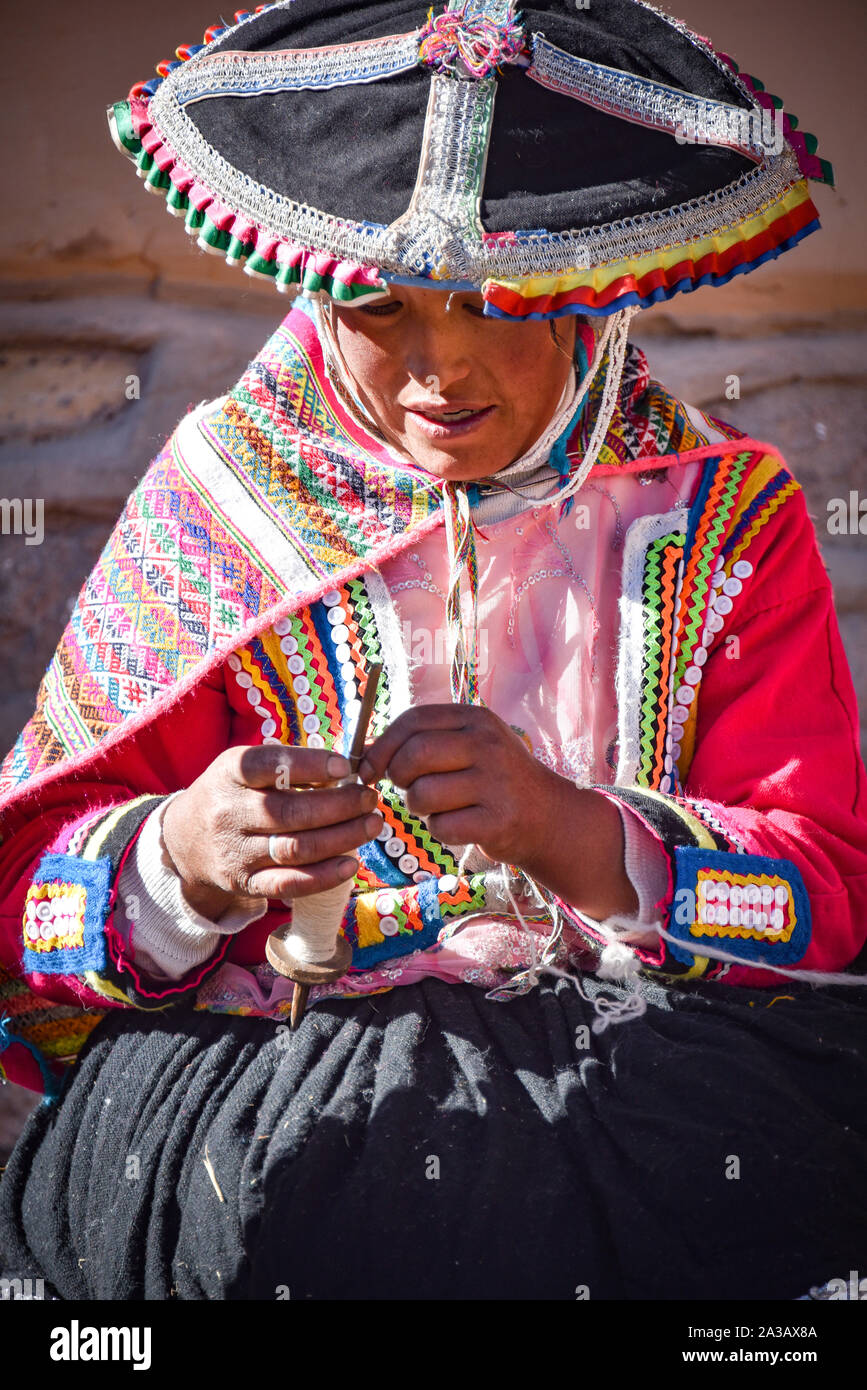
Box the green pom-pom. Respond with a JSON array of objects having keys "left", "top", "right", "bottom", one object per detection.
[
  {"left": 199, "top": 216, "right": 231, "bottom": 251},
  {"left": 246, "top": 251, "right": 277, "bottom": 278},
  {"left": 166, "top": 183, "right": 188, "bottom": 213},
  {"left": 226, "top": 235, "right": 253, "bottom": 262},
  {"left": 275, "top": 262, "right": 301, "bottom": 289},
  {"left": 144, "top": 164, "right": 171, "bottom": 191},
  {"left": 112, "top": 101, "right": 140, "bottom": 154}
]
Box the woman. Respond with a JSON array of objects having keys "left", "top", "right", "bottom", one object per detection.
[{"left": 1, "top": 0, "right": 866, "bottom": 1300}]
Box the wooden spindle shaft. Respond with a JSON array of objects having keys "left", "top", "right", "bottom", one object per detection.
[{"left": 266, "top": 663, "right": 383, "bottom": 1028}]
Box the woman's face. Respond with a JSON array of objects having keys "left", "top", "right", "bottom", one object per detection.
[{"left": 329, "top": 285, "right": 580, "bottom": 480}]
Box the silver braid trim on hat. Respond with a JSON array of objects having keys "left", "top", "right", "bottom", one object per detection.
[
  {"left": 172, "top": 32, "right": 423, "bottom": 107},
  {"left": 634, "top": 0, "right": 760, "bottom": 106},
  {"left": 382, "top": 73, "right": 496, "bottom": 276},
  {"left": 527, "top": 36, "right": 772, "bottom": 161}
]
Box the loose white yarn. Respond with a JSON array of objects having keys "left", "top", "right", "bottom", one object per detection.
[{"left": 283, "top": 876, "right": 355, "bottom": 964}]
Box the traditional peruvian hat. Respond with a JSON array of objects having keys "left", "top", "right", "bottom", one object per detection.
[{"left": 108, "top": 0, "right": 832, "bottom": 320}]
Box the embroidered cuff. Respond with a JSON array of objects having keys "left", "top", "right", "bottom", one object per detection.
[
  {"left": 117, "top": 798, "right": 269, "bottom": 981},
  {"left": 665, "top": 845, "right": 811, "bottom": 968},
  {"left": 21, "top": 795, "right": 165, "bottom": 979},
  {"left": 566, "top": 785, "right": 812, "bottom": 981}
]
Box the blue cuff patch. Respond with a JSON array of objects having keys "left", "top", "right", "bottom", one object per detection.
[
  {"left": 22, "top": 854, "right": 113, "bottom": 975},
  {"left": 667, "top": 846, "right": 811, "bottom": 967}
]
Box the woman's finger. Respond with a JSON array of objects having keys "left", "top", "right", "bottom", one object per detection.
[
  {"left": 358, "top": 705, "right": 478, "bottom": 783},
  {"left": 402, "top": 769, "right": 481, "bottom": 819},
  {"left": 232, "top": 743, "right": 352, "bottom": 790},
  {"left": 426, "top": 805, "right": 488, "bottom": 848},
  {"left": 241, "top": 854, "right": 360, "bottom": 903},
  {"left": 235, "top": 783, "right": 379, "bottom": 836},
  {"left": 248, "top": 810, "right": 384, "bottom": 870},
  {"left": 385, "top": 730, "right": 476, "bottom": 791}
]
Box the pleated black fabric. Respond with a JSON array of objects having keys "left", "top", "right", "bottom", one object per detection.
[{"left": 1, "top": 976, "right": 865, "bottom": 1301}]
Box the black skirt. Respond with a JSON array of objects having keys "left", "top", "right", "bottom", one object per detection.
[{"left": 1, "top": 975, "right": 865, "bottom": 1300}]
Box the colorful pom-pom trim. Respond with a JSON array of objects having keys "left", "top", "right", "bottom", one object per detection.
[
  {"left": 714, "top": 53, "right": 834, "bottom": 187},
  {"left": 108, "top": 99, "right": 390, "bottom": 304},
  {"left": 481, "top": 180, "right": 821, "bottom": 319}
]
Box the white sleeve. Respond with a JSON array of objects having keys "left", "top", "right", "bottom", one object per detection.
[
  {"left": 619, "top": 802, "right": 670, "bottom": 926},
  {"left": 574, "top": 800, "right": 670, "bottom": 945},
  {"left": 116, "top": 795, "right": 269, "bottom": 981}
]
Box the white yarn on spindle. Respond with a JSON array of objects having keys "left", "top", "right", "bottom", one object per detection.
[{"left": 283, "top": 875, "right": 355, "bottom": 964}]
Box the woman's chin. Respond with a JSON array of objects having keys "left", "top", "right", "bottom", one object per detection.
[{"left": 398, "top": 424, "right": 511, "bottom": 482}]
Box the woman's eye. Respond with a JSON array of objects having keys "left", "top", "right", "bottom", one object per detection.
[{"left": 358, "top": 300, "right": 402, "bottom": 317}]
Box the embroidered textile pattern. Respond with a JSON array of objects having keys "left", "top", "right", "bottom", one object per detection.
[
  {"left": 579, "top": 348, "right": 742, "bottom": 469},
  {"left": 693, "top": 869, "right": 796, "bottom": 942},
  {"left": 173, "top": 32, "right": 423, "bottom": 105},
  {"left": 670, "top": 796, "right": 747, "bottom": 855},
  {"left": 672, "top": 454, "right": 797, "bottom": 775},
  {"left": 23, "top": 883, "right": 87, "bottom": 955},
  {"left": 638, "top": 527, "right": 684, "bottom": 790},
  {"left": 618, "top": 447, "right": 803, "bottom": 800},
  {"left": 0, "top": 964, "right": 104, "bottom": 1063}
]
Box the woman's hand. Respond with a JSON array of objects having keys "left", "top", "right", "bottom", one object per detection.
[
  {"left": 359, "top": 704, "right": 557, "bottom": 866},
  {"left": 358, "top": 704, "right": 639, "bottom": 920},
  {"left": 161, "top": 745, "right": 383, "bottom": 921}
]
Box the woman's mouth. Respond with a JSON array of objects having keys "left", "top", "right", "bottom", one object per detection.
[{"left": 406, "top": 404, "right": 495, "bottom": 439}]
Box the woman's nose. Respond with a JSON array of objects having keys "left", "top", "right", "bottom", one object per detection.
[{"left": 405, "top": 318, "right": 473, "bottom": 394}]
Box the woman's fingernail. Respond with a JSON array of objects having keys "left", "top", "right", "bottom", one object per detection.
[
  {"left": 364, "top": 812, "right": 383, "bottom": 837},
  {"left": 357, "top": 757, "right": 373, "bottom": 782},
  {"left": 339, "top": 856, "right": 358, "bottom": 877},
  {"left": 328, "top": 754, "right": 352, "bottom": 778}
]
